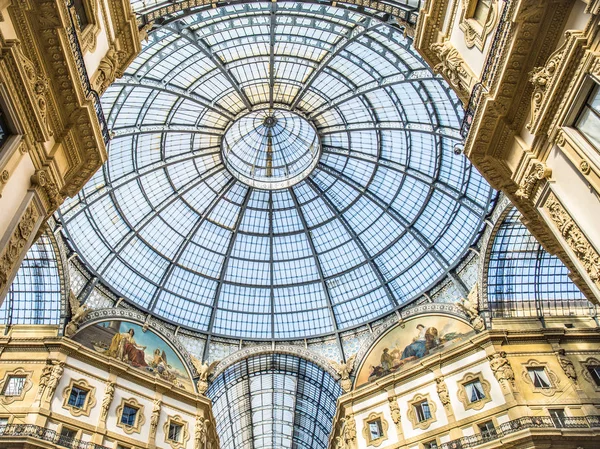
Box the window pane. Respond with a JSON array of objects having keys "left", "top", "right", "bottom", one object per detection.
[
  {"left": 576, "top": 107, "right": 600, "bottom": 149},
  {"left": 121, "top": 406, "right": 138, "bottom": 426},
  {"left": 168, "top": 423, "right": 182, "bottom": 441},
  {"left": 528, "top": 368, "right": 551, "bottom": 388},
  {"left": 465, "top": 380, "right": 485, "bottom": 402},
  {"left": 2, "top": 377, "right": 26, "bottom": 396},
  {"left": 68, "top": 386, "right": 88, "bottom": 408},
  {"left": 588, "top": 365, "right": 600, "bottom": 386}
]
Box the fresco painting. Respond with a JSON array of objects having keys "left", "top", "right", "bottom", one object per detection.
[
  {"left": 356, "top": 315, "right": 474, "bottom": 386},
  {"left": 74, "top": 320, "right": 193, "bottom": 391}
]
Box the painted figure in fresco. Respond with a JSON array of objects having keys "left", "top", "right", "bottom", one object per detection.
[
  {"left": 151, "top": 349, "right": 168, "bottom": 374},
  {"left": 380, "top": 348, "right": 394, "bottom": 372},
  {"left": 107, "top": 328, "right": 147, "bottom": 367},
  {"left": 400, "top": 325, "right": 440, "bottom": 361}
]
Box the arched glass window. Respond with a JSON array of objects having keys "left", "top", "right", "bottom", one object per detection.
[
  {"left": 487, "top": 208, "right": 590, "bottom": 317},
  {"left": 208, "top": 353, "right": 342, "bottom": 449},
  {"left": 0, "top": 234, "right": 62, "bottom": 325}
]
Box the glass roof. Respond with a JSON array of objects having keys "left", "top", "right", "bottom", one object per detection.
[
  {"left": 59, "top": 1, "right": 493, "bottom": 340},
  {"left": 208, "top": 353, "right": 341, "bottom": 449},
  {"left": 222, "top": 109, "right": 320, "bottom": 189}
]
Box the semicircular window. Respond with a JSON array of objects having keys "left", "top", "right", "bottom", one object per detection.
[
  {"left": 487, "top": 208, "right": 588, "bottom": 317},
  {"left": 59, "top": 1, "right": 493, "bottom": 340},
  {"left": 207, "top": 353, "right": 342, "bottom": 449},
  {"left": 0, "top": 233, "right": 62, "bottom": 325}
]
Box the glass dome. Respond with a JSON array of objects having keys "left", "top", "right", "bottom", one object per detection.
[
  {"left": 59, "top": 2, "right": 493, "bottom": 340},
  {"left": 222, "top": 109, "right": 320, "bottom": 189}
]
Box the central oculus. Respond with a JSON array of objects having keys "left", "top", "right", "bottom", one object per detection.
[{"left": 221, "top": 109, "right": 321, "bottom": 190}]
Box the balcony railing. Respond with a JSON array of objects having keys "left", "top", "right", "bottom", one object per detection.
[
  {"left": 440, "top": 415, "right": 600, "bottom": 449},
  {"left": 460, "top": 0, "right": 514, "bottom": 137},
  {"left": 0, "top": 424, "right": 111, "bottom": 449},
  {"left": 65, "top": 0, "right": 110, "bottom": 144}
]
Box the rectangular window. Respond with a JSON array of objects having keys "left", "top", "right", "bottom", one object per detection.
[
  {"left": 549, "top": 409, "right": 566, "bottom": 428},
  {"left": 168, "top": 422, "right": 183, "bottom": 442},
  {"left": 67, "top": 386, "right": 88, "bottom": 409},
  {"left": 588, "top": 365, "right": 600, "bottom": 386},
  {"left": 479, "top": 421, "right": 496, "bottom": 440},
  {"left": 473, "top": 0, "right": 492, "bottom": 24},
  {"left": 368, "top": 419, "right": 383, "bottom": 441},
  {"left": 414, "top": 400, "right": 432, "bottom": 422},
  {"left": 121, "top": 405, "right": 138, "bottom": 426},
  {"left": 464, "top": 380, "right": 486, "bottom": 403},
  {"left": 424, "top": 440, "right": 438, "bottom": 449},
  {"left": 2, "top": 376, "right": 26, "bottom": 397},
  {"left": 58, "top": 427, "right": 77, "bottom": 448},
  {"left": 73, "top": 0, "right": 90, "bottom": 29},
  {"left": 575, "top": 83, "right": 600, "bottom": 150},
  {"left": 527, "top": 367, "right": 551, "bottom": 388}
]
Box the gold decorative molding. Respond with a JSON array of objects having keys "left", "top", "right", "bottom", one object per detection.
[
  {"left": 342, "top": 414, "right": 357, "bottom": 449},
  {"left": 116, "top": 397, "right": 146, "bottom": 434},
  {"left": 515, "top": 161, "right": 551, "bottom": 201},
  {"left": 163, "top": 414, "right": 190, "bottom": 449},
  {"left": 61, "top": 377, "right": 97, "bottom": 417},
  {"left": 459, "top": 0, "right": 499, "bottom": 51},
  {"left": 456, "top": 372, "right": 491, "bottom": 411},
  {"left": 0, "top": 367, "right": 33, "bottom": 405},
  {"left": 361, "top": 412, "right": 388, "bottom": 448},
  {"left": 0, "top": 201, "right": 40, "bottom": 293},
  {"left": 488, "top": 351, "right": 514, "bottom": 388},
  {"left": 407, "top": 393, "right": 437, "bottom": 431},
  {"left": 429, "top": 40, "right": 473, "bottom": 102},
  {"left": 580, "top": 357, "right": 600, "bottom": 391},
  {"left": 521, "top": 359, "right": 561, "bottom": 397},
  {"left": 544, "top": 192, "right": 600, "bottom": 289},
  {"left": 388, "top": 396, "right": 401, "bottom": 430}
]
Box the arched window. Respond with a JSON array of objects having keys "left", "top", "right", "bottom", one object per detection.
[
  {"left": 208, "top": 353, "right": 342, "bottom": 449},
  {"left": 0, "top": 234, "right": 62, "bottom": 326},
  {"left": 486, "top": 208, "right": 590, "bottom": 317}
]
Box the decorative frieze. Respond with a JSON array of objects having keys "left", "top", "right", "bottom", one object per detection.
[{"left": 515, "top": 162, "right": 552, "bottom": 201}]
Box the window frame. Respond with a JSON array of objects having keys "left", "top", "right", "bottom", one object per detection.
[
  {"left": 457, "top": 372, "right": 492, "bottom": 411},
  {"left": 163, "top": 415, "right": 190, "bottom": 449},
  {"left": 522, "top": 360, "right": 561, "bottom": 397},
  {"left": 61, "top": 378, "right": 97, "bottom": 417},
  {"left": 478, "top": 420, "right": 497, "bottom": 441},
  {"left": 0, "top": 368, "right": 32, "bottom": 405},
  {"left": 407, "top": 393, "right": 437, "bottom": 430},
  {"left": 361, "top": 412, "right": 388, "bottom": 447},
  {"left": 116, "top": 397, "right": 145, "bottom": 434}
]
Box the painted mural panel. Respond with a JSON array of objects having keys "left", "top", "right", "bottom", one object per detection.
[
  {"left": 356, "top": 315, "right": 474, "bottom": 387},
  {"left": 74, "top": 320, "right": 193, "bottom": 391}
]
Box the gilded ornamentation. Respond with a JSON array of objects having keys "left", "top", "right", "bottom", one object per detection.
[
  {"left": 94, "top": 49, "right": 126, "bottom": 95},
  {"left": 456, "top": 283, "right": 485, "bottom": 332},
  {"left": 30, "top": 168, "right": 64, "bottom": 210},
  {"left": 557, "top": 350, "right": 577, "bottom": 382},
  {"left": 488, "top": 352, "right": 514, "bottom": 387},
  {"left": 515, "top": 162, "right": 551, "bottom": 200},
  {"left": 580, "top": 160, "right": 591, "bottom": 175},
  {"left": 190, "top": 356, "right": 219, "bottom": 395},
  {"left": 64, "top": 292, "right": 90, "bottom": 337},
  {"left": 430, "top": 41, "right": 470, "bottom": 94},
  {"left": 0, "top": 170, "right": 9, "bottom": 198},
  {"left": 0, "top": 202, "right": 39, "bottom": 293},
  {"left": 99, "top": 381, "right": 115, "bottom": 423},
  {"left": 435, "top": 377, "right": 451, "bottom": 406},
  {"left": 545, "top": 193, "right": 600, "bottom": 288},
  {"left": 459, "top": 0, "right": 499, "bottom": 51},
  {"left": 150, "top": 398, "right": 161, "bottom": 439},
  {"left": 330, "top": 355, "right": 356, "bottom": 392}
]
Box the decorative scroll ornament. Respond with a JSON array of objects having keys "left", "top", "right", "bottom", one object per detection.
[
  {"left": 546, "top": 193, "right": 600, "bottom": 287},
  {"left": 329, "top": 354, "right": 356, "bottom": 393},
  {"left": 515, "top": 162, "right": 551, "bottom": 200},
  {"left": 430, "top": 41, "right": 470, "bottom": 94},
  {"left": 456, "top": 283, "right": 485, "bottom": 332},
  {"left": 436, "top": 377, "right": 451, "bottom": 406},
  {"left": 557, "top": 350, "right": 577, "bottom": 382},
  {"left": 94, "top": 48, "right": 126, "bottom": 95},
  {"left": 30, "top": 168, "right": 64, "bottom": 210},
  {"left": 489, "top": 351, "right": 515, "bottom": 387},
  {"left": 190, "top": 356, "right": 219, "bottom": 395},
  {"left": 64, "top": 292, "right": 90, "bottom": 337}
]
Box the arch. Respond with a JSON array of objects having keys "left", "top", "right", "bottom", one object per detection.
[
  {"left": 0, "top": 231, "right": 67, "bottom": 327},
  {"left": 483, "top": 206, "right": 592, "bottom": 318},
  {"left": 207, "top": 351, "right": 342, "bottom": 449}
]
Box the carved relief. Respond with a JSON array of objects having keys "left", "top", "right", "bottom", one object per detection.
[
  {"left": 330, "top": 355, "right": 356, "bottom": 393},
  {"left": 545, "top": 193, "right": 600, "bottom": 288},
  {"left": 430, "top": 41, "right": 472, "bottom": 96},
  {"left": 149, "top": 398, "right": 161, "bottom": 440},
  {"left": 488, "top": 351, "right": 514, "bottom": 388},
  {"left": 30, "top": 168, "right": 64, "bottom": 210},
  {"left": 194, "top": 414, "right": 209, "bottom": 449},
  {"left": 515, "top": 162, "right": 551, "bottom": 200},
  {"left": 44, "top": 360, "right": 65, "bottom": 402},
  {"left": 435, "top": 377, "right": 451, "bottom": 407},
  {"left": 0, "top": 202, "right": 40, "bottom": 293},
  {"left": 456, "top": 283, "right": 485, "bottom": 332},
  {"left": 190, "top": 356, "right": 219, "bottom": 395},
  {"left": 64, "top": 292, "right": 90, "bottom": 337},
  {"left": 388, "top": 396, "right": 401, "bottom": 430},
  {"left": 342, "top": 414, "right": 357, "bottom": 449},
  {"left": 459, "top": 0, "right": 499, "bottom": 51},
  {"left": 93, "top": 49, "right": 126, "bottom": 95},
  {"left": 99, "top": 381, "right": 115, "bottom": 424},
  {"left": 557, "top": 350, "right": 577, "bottom": 383}
]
